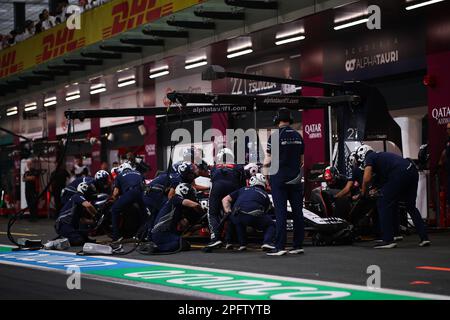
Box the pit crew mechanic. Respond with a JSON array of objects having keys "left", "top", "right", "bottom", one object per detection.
[
  {"left": 54, "top": 180, "right": 98, "bottom": 246},
  {"left": 110, "top": 162, "right": 147, "bottom": 242},
  {"left": 206, "top": 148, "right": 246, "bottom": 249},
  {"left": 222, "top": 173, "right": 276, "bottom": 252},
  {"left": 263, "top": 108, "right": 305, "bottom": 256},
  {"left": 149, "top": 183, "right": 203, "bottom": 254},
  {"left": 143, "top": 161, "right": 199, "bottom": 235},
  {"left": 357, "top": 145, "right": 431, "bottom": 249}
]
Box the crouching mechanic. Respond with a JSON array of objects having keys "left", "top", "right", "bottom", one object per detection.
[
  {"left": 222, "top": 173, "right": 275, "bottom": 251},
  {"left": 94, "top": 170, "right": 111, "bottom": 194},
  {"left": 311, "top": 166, "right": 349, "bottom": 217},
  {"left": 206, "top": 148, "right": 246, "bottom": 249},
  {"left": 357, "top": 145, "right": 431, "bottom": 249},
  {"left": 55, "top": 181, "right": 97, "bottom": 246},
  {"left": 143, "top": 161, "right": 197, "bottom": 233},
  {"left": 110, "top": 162, "right": 147, "bottom": 242},
  {"left": 61, "top": 176, "right": 95, "bottom": 208},
  {"left": 150, "top": 183, "right": 203, "bottom": 254}
]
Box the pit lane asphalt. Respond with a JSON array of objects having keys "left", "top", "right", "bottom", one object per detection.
[{"left": 2, "top": 217, "right": 450, "bottom": 299}]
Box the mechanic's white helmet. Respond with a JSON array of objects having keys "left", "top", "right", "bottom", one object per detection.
[
  {"left": 245, "top": 163, "right": 259, "bottom": 176},
  {"left": 355, "top": 145, "right": 374, "bottom": 167},
  {"left": 118, "top": 162, "right": 133, "bottom": 173},
  {"left": 216, "top": 148, "right": 234, "bottom": 164},
  {"left": 175, "top": 183, "right": 195, "bottom": 200},
  {"left": 77, "top": 179, "right": 96, "bottom": 196},
  {"left": 94, "top": 170, "right": 109, "bottom": 181},
  {"left": 249, "top": 173, "right": 266, "bottom": 188},
  {"left": 77, "top": 181, "right": 89, "bottom": 194}
]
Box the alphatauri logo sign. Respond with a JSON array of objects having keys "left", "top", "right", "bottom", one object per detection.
[
  {"left": 344, "top": 37, "right": 400, "bottom": 73},
  {"left": 431, "top": 106, "right": 450, "bottom": 125},
  {"left": 345, "top": 50, "right": 399, "bottom": 72}
]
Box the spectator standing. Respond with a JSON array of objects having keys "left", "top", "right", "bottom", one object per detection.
[
  {"left": 23, "top": 159, "right": 40, "bottom": 222},
  {"left": 41, "top": 9, "right": 57, "bottom": 31}
]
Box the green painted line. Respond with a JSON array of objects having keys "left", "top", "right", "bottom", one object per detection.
[
  {"left": 86, "top": 265, "right": 424, "bottom": 300},
  {"left": 0, "top": 246, "right": 12, "bottom": 253}
]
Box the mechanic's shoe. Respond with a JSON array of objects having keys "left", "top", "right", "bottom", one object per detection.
[
  {"left": 374, "top": 241, "right": 397, "bottom": 249},
  {"left": 237, "top": 246, "right": 247, "bottom": 252},
  {"left": 206, "top": 240, "right": 223, "bottom": 249},
  {"left": 419, "top": 240, "right": 431, "bottom": 247},
  {"left": 288, "top": 248, "right": 305, "bottom": 254},
  {"left": 137, "top": 242, "right": 157, "bottom": 255},
  {"left": 394, "top": 236, "right": 404, "bottom": 241},
  {"left": 111, "top": 237, "right": 123, "bottom": 245},
  {"left": 111, "top": 243, "right": 124, "bottom": 254},
  {"left": 266, "top": 249, "right": 288, "bottom": 256},
  {"left": 261, "top": 244, "right": 276, "bottom": 251},
  {"left": 225, "top": 243, "right": 234, "bottom": 250}
]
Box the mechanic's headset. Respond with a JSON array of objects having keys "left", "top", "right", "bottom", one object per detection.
[{"left": 273, "top": 108, "right": 294, "bottom": 126}]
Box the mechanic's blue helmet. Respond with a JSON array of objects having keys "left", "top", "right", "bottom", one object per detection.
[
  {"left": 94, "top": 170, "right": 109, "bottom": 182},
  {"left": 177, "top": 161, "right": 196, "bottom": 183}
]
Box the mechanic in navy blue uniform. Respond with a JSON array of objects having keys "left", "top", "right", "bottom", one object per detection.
[
  {"left": 55, "top": 180, "right": 97, "bottom": 246},
  {"left": 358, "top": 145, "right": 431, "bottom": 249},
  {"left": 94, "top": 170, "right": 112, "bottom": 195},
  {"left": 110, "top": 162, "right": 146, "bottom": 242},
  {"left": 263, "top": 108, "right": 304, "bottom": 256},
  {"left": 61, "top": 176, "right": 95, "bottom": 208},
  {"left": 150, "top": 183, "right": 203, "bottom": 254},
  {"left": 173, "top": 146, "right": 210, "bottom": 178},
  {"left": 222, "top": 173, "right": 275, "bottom": 251},
  {"left": 206, "top": 148, "right": 246, "bottom": 249},
  {"left": 335, "top": 152, "right": 363, "bottom": 199},
  {"left": 143, "top": 162, "right": 197, "bottom": 234}
]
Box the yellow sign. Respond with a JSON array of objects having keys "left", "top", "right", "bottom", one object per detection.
[{"left": 0, "top": 0, "right": 203, "bottom": 79}]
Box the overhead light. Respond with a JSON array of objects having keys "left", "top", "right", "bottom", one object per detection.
[
  {"left": 334, "top": 18, "right": 369, "bottom": 30},
  {"left": 44, "top": 96, "right": 57, "bottom": 107},
  {"left": 149, "top": 66, "right": 169, "bottom": 79},
  {"left": 405, "top": 0, "right": 445, "bottom": 10},
  {"left": 24, "top": 102, "right": 37, "bottom": 112},
  {"left": 90, "top": 83, "right": 107, "bottom": 95},
  {"left": 185, "top": 56, "right": 208, "bottom": 70},
  {"left": 6, "top": 106, "right": 18, "bottom": 116},
  {"left": 118, "top": 75, "right": 136, "bottom": 87},
  {"left": 275, "top": 31, "right": 306, "bottom": 45},
  {"left": 227, "top": 45, "right": 253, "bottom": 59},
  {"left": 138, "top": 124, "right": 147, "bottom": 136},
  {"left": 116, "top": 67, "right": 130, "bottom": 73},
  {"left": 66, "top": 90, "right": 81, "bottom": 101}
]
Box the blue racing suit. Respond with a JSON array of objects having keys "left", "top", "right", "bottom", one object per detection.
[
  {"left": 268, "top": 125, "right": 304, "bottom": 251},
  {"left": 151, "top": 195, "right": 190, "bottom": 253},
  {"left": 208, "top": 164, "right": 245, "bottom": 241},
  {"left": 365, "top": 152, "right": 428, "bottom": 242},
  {"left": 111, "top": 169, "right": 146, "bottom": 241},
  {"left": 143, "top": 172, "right": 183, "bottom": 235},
  {"left": 55, "top": 193, "right": 90, "bottom": 245},
  {"left": 60, "top": 176, "right": 94, "bottom": 208},
  {"left": 229, "top": 186, "right": 275, "bottom": 246}
]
